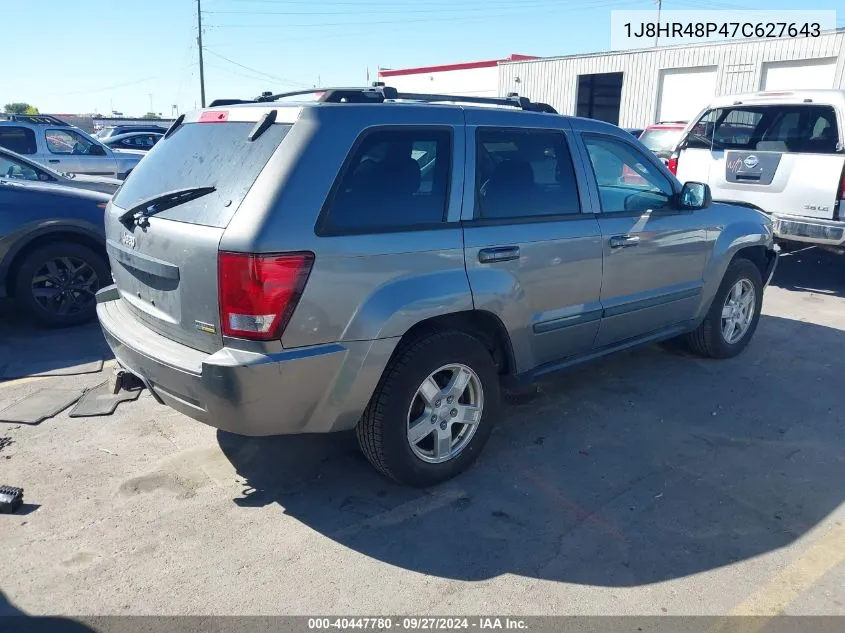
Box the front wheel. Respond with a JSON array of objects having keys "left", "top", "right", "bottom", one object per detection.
[
  {"left": 356, "top": 331, "right": 500, "bottom": 487},
  {"left": 685, "top": 258, "right": 763, "bottom": 358}
]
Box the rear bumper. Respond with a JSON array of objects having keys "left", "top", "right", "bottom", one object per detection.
[
  {"left": 772, "top": 214, "right": 845, "bottom": 247},
  {"left": 96, "top": 288, "right": 398, "bottom": 436}
]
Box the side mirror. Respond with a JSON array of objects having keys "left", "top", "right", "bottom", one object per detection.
[
  {"left": 680, "top": 181, "right": 712, "bottom": 210},
  {"left": 89, "top": 145, "right": 107, "bottom": 156}
]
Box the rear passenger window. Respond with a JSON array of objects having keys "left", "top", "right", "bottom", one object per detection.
[
  {"left": 321, "top": 128, "right": 452, "bottom": 234},
  {"left": 475, "top": 128, "right": 580, "bottom": 220},
  {"left": 0, "top": 126, "right": 37, "bottom": 155}
]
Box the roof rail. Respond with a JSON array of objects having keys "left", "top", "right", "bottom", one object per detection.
[
  {"left": 241, "top": 84, "right": 559, "bottom": 113},
  {"left": 0, "top": 114, "right": 70, "bottom": 126}
]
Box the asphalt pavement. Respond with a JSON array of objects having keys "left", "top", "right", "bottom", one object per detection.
[{"left": 1, "top": 246, "right": 844, "bottom": 616}]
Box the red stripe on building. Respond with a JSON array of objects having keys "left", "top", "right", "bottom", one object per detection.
[{"left": 378, "top": 54, "right": 537, "bottom": 78}]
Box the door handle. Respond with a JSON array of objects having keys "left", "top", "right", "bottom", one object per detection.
[
  {"left": 478, "top": 246, "right": 520, "bottom": 263},
  {"left": 48, "top": 159, "right": 60, "bottom": 164},
  {"left": 609, "top": 234, "right": 640, "bottom": 249}
]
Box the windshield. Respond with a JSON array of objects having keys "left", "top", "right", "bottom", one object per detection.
[
  {"left": 639, "top": 128, "right": 684, "bottom": 154},
  {"left": 112, "top": 121, "right": 290, "bottom": 227}
]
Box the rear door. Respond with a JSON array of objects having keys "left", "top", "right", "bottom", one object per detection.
[
  {"left": 462, "top": 111, "right": 604, "bottom": 373},
  {"left": 677, "top": 103, "right": 845, "bottom": 220},
  {"left": 105, "top": 110, "right": 294, "bottom": 354}
]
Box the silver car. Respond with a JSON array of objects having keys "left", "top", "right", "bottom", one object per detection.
[
  {"left": 96, "top": 87, "right": 778, "bottom": 486},
  {"left": 0, "top": 116, "right": 143, "bottom": 179},
  {"left": 0, "top": 145, "right": 121, "bottom": 194}
]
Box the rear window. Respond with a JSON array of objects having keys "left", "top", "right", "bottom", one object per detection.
[
  {"left": 112, "top": 121, "right": 290, "bottom": 228},
  {"left": 686, "top": 104, "right": 840, "bottom": 154},
  {"left": 639, "top": 128, "right": 684, "bottom": 154},
  {"left": 0, "top": 126, "right": 37, "bottom": 155},
  {"left": 318, "top": 127, "right": 452, "bottom": 235}
]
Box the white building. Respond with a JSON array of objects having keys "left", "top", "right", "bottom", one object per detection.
[
  {"left": 503, "top": 29, "right": 845, "bottom": 128},
  {"left": 378, "top": 54, "right": 537, "bottom": 98},
  {"left": 379, "top": 29, "right": 845, "bottom": 128}
]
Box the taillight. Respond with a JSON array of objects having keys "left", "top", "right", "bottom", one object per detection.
[
  {"left": 667, "top": 152, "right": 679, "bottom": 176},
  {"left": 218, "top": 252, "right": 314, "bottom": 341}
]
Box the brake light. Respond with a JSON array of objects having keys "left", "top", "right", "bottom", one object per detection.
[
  {"left": 218, "top": 252, "right": 314, "bottom": 341},
  {"left": 667, "top": 152, "right": 679, "bottom": 176},
  {"left": 199, "top": 110, "right": 229, "bottom": 123}
]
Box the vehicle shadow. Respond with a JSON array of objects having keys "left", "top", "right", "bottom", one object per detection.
[
  {"left": 0, "top": 590, "right": 94, "bottom": 632},
  {"left": 218, "top": 313, "right": 845, "bottom": 585},
  {"left": 771, "top": 246, "right": 845, "bottom": 298},
  {"left": 0, "top": 304, "right": 111, "bottom": 379}
]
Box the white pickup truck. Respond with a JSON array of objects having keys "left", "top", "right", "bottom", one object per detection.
[{"left": 671, "top": 90, "right": 845, "bottom": 253}]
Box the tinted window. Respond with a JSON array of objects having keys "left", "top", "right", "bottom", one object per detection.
[
  {"left": 0, "top": 127, "right": 37, "bottom": 154},
  {"left": 475, "top": 128, "right": 580, "bottom": 219},
  {"left": 583, "top": 135, "right": 674, "bottom": 213},
  {"left": 45, "top": 129, "right": 98, "bottom": 155},
  {"left": 321, "top": 128, "right": 451, "bottom": 234},
  {"left": 687, "top": 105, "right": 840, "bottom": 153},
  {"left": 112, "top": 122, "right": 291, "bottom": 228}
]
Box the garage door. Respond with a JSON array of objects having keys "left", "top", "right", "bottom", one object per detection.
[
  {"left": 656, "top": 66, "right": 718, "bottom": 124},
  {"left": 761, "top": 58, "right": 837, "bottom": 90}
]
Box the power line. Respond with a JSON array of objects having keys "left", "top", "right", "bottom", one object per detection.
[
  {"left": 205, "top": 1, "right": 640, "bottom": 29},
  {"left": 202, "top": 48, "right": 311, "bottom": 86},
  {"left": 203, "top": 0, "right": 572, "bottom": 14}
]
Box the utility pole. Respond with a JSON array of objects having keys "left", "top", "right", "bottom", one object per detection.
[
  {"left": 197, "top": 0, "right": 206, "bottom": 107},
  {"left": 655, "top": 0, "right": 662, "bottom": 47}
]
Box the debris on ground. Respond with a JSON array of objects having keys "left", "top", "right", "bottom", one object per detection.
[
  {"left": 0, "top": 388, "right": 86, "bottom": 425},
  {"left": 0, "top": 486, "right": 23, "bottom": 514}
]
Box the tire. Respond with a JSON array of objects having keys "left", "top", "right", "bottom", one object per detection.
[
  {"left": 356, "top": 330, "right": 500, "bottom": 487},
  {"left": 15, "top": 242, "right": 110, "bottom": 328},
  {"left": 685, "top": 258, "right": 763, "bottom": 359}
]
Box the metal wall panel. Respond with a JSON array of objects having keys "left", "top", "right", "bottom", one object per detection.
[{"left": 499, "top": 30, "right": 845, "bottom": 127}]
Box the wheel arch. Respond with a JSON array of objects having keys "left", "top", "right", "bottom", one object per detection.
[
  {"left": 390, "top": 309, "right": 516, "bottom": 378},
  {"left": 2, "top": 228, "right": 107, "bottom": 298}
]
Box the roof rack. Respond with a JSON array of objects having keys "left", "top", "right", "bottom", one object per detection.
[
  {"left": 0, "top": 114, "right": 70, "bottom": 126},
  {"left": 209, "top": 84, "right": 558, "bottom": 114}
]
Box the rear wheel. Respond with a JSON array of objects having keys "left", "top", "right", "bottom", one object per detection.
[
  {"left": 685, "top": 258, "right": 763, "bottom": 358},
  {"left": 15, "top": 242, "right": 109, "bottom": 327},
  {"left": 356, "top": 331, "right": 499, "bottom": 487}
]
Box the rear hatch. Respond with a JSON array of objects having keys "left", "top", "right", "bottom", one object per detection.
[
  {"left": 105, "top": 109, "right": 293, "bottom": 353},
  {"left": 677, "top": 103, "right": 845, "bottom": 220}
]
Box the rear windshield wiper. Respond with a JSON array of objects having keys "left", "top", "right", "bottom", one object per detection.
[{"left": 119, "top": 186, "right": 216, "bottom": 228}]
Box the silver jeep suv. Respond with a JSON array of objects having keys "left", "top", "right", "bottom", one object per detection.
[{"left": 96, "top": 86, "right": 778, "bottom": 486}]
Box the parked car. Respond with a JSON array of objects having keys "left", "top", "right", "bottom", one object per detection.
[
  {"left": 639, "top": 121, "right": 687, "bottom": 162},
  {"left": 102, "top": 131, "right": 163, "bottom": 152},
  {"left": 623, "top": 127, "right": 645, "bottom": 138},
  {"left": 0, "top": 118, "right": 143, "bottom": 179},
  {"left": 0, "top": 145, "right": 121, "bottom": 195},
  {"left": 0, "top": 180, "right": 111, "bottom": 326},
  {"left": 95, "top": 125, "right": 168, "bottom": 140},
  {"left": 96, "top": 87, "right": 778, "bottom": 486},
  {"left": 672, "top": 90, "right": 845, "bottom": 253}
]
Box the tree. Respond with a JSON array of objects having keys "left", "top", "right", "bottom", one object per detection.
[
  {"left": 4, "top": 102, "right": 39, "bottom": 115},
  {"left": 141, "top": 112, "right": 160, "bottom": 119}
]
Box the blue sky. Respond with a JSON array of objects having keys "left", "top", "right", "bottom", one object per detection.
[{"left": 3, "top": 0, "right": 842, "bottom": 116}]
